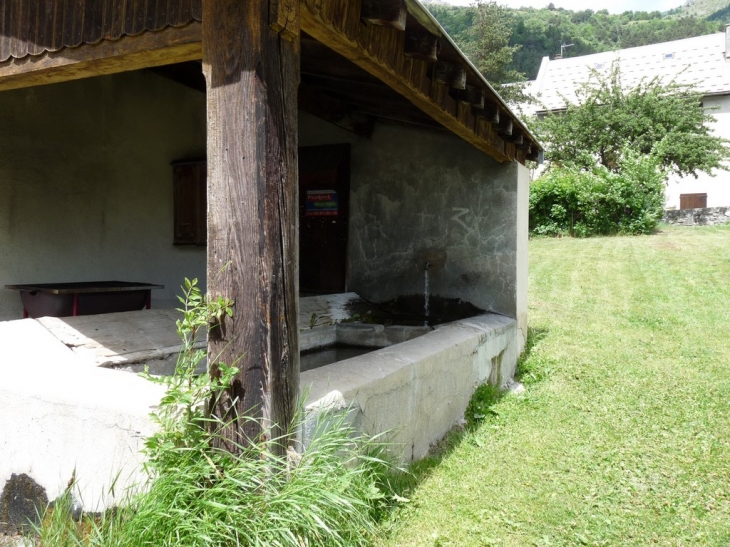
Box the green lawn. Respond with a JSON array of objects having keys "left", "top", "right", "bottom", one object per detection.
[{"left": 379, "top": 225, "right": 730, "bottom": 547}]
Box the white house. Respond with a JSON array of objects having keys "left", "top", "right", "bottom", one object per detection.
[{"left": 525, "top": 27, "right": 730, "bottom": 209}]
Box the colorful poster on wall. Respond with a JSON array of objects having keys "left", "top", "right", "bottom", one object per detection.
[{"left": 305, "top": 189, "right": 339, "bottom": 217}]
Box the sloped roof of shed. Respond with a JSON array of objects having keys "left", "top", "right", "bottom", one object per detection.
[{"left": 528, "top": 32, "right": 730, "bottom": 114}]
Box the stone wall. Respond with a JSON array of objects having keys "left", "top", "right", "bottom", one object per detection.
[
  {"left": 664, "top": 207, "right": 730, "bottom": 226},
  {"left": 299, "top": 112, "right": 529, "bottom": 343}
]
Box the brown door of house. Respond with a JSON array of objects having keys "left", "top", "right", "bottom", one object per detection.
[{"left": 298, "top": 144, "right": 350, "bottom": 294}]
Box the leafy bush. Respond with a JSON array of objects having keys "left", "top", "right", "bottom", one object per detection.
[
  {"left": 529, "top": 151, "right": 665, "bottom": 237},
  {"left": 31, "top": 279, "right": 397, "bottom": 547}
]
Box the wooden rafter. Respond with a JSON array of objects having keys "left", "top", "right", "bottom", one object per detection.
[{"left": 299, "top": 0, "right": 516, "bottom": 163}]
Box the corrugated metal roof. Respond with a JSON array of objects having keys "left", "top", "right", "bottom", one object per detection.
[{"left": 527, "top": 32, "right": 730, "bottom": 114}]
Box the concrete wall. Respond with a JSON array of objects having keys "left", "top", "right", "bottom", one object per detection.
[
  {"left": 665, "top": 95, "right": 730, "bottom": 209},
  {"left": 302, "top": 313, "right": 521, "bottom": 462},
  {"left": 299, "top": 113, "right": 528, "bottom": 339},
  {"left": 0, "top": 71, "right": 207, "bottom": 321},
  {"left": 0, "top": 319, "right": 163, "bottom": 528}
]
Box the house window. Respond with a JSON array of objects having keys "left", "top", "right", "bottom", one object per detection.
[
  {"left": 594, "top": 62, "right": 604, "bottom": 69},
  {"left": 173, "top": 160, "right": 207, "bottom": 246},
  {"left": 663, "top": 52, "right": 675, "bottom": 60}
]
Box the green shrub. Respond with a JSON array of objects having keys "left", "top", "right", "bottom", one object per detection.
[{"left": 529, "top": 150, "right": 665, "bottom": 237}]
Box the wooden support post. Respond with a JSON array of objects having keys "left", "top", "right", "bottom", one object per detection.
[
  {"left": 361, "top": 0, "right": 407, "bottom": 30},
  {"left": 203, "top": 0, "right": 300, "bottom": 454}
]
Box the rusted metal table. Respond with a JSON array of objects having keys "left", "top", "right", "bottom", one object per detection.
[{"left": 4, "top": 281, "right": 164, "bottom": 319}]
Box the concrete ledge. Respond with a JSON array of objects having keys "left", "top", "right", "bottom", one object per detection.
[
  {"left": 0, "top": 319, "right": 163, "bottom": 522},
  {"left": 302, "top": 313, "right": 519, "bottom": 461}
]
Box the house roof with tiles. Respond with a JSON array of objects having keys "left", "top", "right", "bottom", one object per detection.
[{"left": 527, "top": 31, "right": 730, "bottom": 115}]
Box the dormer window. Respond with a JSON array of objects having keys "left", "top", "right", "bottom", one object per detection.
[
  {"left": 594, "top": 62, "right": 604, "bottom": 69},
  {"left": 664, "top": 52, "right": 675, "bottom": 60}
]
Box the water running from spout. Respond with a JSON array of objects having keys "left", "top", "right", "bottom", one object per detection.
[{"left": 424, "top": 268, "right": 430, "bottom": 327}]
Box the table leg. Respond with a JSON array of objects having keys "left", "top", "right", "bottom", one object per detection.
[
  {"left": 23, "top": 308, "right": 28, "bottom": 319},
  {"left": 73, "top": 294, "right": 79, "bottom": 316},
  {"left": 145, "top": 290, "right": 152, "bottom": 309}
]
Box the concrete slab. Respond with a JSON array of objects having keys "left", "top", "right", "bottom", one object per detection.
[
  {"left": 37, "top": 309, "right": 201, "bottom": 368},
  {"left": 0, "top": 319, "right": 164, "bottom": 519}
]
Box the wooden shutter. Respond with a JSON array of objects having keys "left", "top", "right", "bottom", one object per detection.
[
  {"left": 679, "top": 193, "right": 707, "bottom": 210},
  {"left": 173, "top": 161, "right": 207, "bottom": 245}
]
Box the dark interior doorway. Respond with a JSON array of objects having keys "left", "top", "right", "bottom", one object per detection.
[{"left": 299, "top": 144, "right": 351, "bottom": 294}]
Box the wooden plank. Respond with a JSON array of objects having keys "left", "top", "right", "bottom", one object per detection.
[
  {"left": 123, "top": 0, "right": 137, "bottom": 35},
  {"left": 450, "top": 84, "right": 484, "bottom": 108},
  {"left": 69, "top": 0, "right": 84, "bottom": 48},
  {"left": 300, "top": 0, "right": 513, "bottom": 162},
  {"left": 83, "top": 0, "right": 105, "bottom": 44},
  {"left": 178, "top": 0, "right": 193, "bottom": 22},
  {"left": 434, "top": 61, "right": 465, "bottom": 90},
  {"left": 403, "top": 26, "right": 438, "bottom": 62},
  {"left": 0, "top": 23, "right": 202, "bottom": 91},
  {"left": 361, "top": 0, "right": 407, "bottom": 31},
  {"left": 204, "top": 0, "right": 300, "bottom": 454},
  {"left": 190, "top": 0, "right": 201, "bottom": 21},
  {"left": 154, "top": 0, "right": 168, "bottom": 29},
  {"left": 7, "top": 1, "right": 22, "bottom": 60},
  {"left": 497, "top": 116, "right": 513, "bottom": 136},
  {"left": 473, "top": 101, "right": 499, "bottom": 124}
]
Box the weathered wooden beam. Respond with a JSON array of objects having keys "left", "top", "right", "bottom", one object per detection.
[
  {"left": 299, "top": 83, "right": 375, "bottom": 137},
  {"left": 434, "top": 61, "right": 466, "bottom": 90},
  {"left": 204, "top": 0, "right": 300, "bottom": 454},
  {"left": 527, "top": 146, "right": 540, "bottom": 162},
  {"left": 403, "top": 27, "right": 439, "bottom": 62},
  {"left": 0, "top": 23, "right": 202, "bottom": 92},
  {"left": 508, "top": 130, "right": 524, "bottom": 146},
  {"left": 450, "top": 84, "right": 484, "bottom": 108},
  {"left": 300, "top": 0, "right": 512, "bottom": 162},
  {"left": 361, "top": 0, "right": 407, "bottom": 31},
  {"left": 497, "top": 116, "right": 513, "bottom": 136},
  {"left": 472, "top": 101, "right": 500, "bottom": 124},
  {"left": 269, "top": 0, "right": 300, "bottom": 41}
]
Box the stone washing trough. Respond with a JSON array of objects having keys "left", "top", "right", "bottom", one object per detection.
[{"left": 0, "top": 293, "right": 522, "bottom": 525}]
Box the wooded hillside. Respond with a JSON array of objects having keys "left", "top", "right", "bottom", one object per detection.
[{"left": 425, "top": 2, "right": 728, "bottom": 80}]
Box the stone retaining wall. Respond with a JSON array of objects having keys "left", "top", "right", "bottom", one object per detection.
[{"left": 664, "top": 207, "right": 730, "bottom": 226}]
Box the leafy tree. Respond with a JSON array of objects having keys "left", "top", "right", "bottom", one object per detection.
[
  {"left": 460, "top": 1, "right": 530, "bottom": 103},
  {"left": 426, "top": 3, "right": 721, "bottom": 81},
  {"left": 533, "top": 61, "right": 730, "bottom": 179}
]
